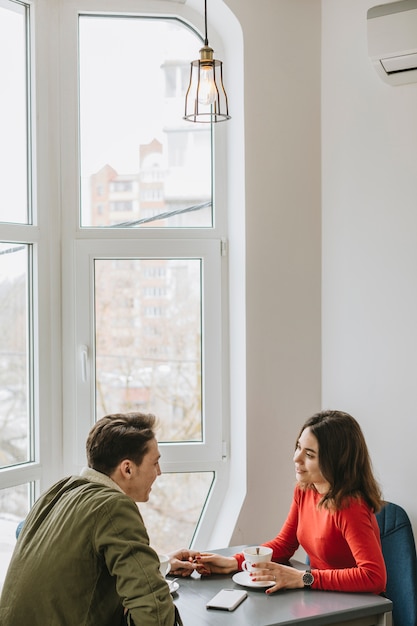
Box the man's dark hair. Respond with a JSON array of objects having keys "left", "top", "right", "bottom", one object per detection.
[{"left": 86, "top": 412, "right": 157, "bottom": 476}]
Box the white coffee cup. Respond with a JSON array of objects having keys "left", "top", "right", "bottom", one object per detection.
[
  {"left": 158, "top": 554, "right": 171, "bottom": 577},
  {"left": 241, "top": 546, "right": 273, "bottom": 573}
]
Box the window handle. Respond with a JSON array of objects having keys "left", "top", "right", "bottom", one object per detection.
[{"left": 80, "top": 345, "right": 89, "bottom": 383}]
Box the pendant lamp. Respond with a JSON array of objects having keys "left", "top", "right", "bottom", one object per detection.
[{"left": 184, "top": 0, "right": 231, "bottom": 123}]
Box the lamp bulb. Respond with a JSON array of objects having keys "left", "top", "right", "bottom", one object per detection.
[{"left": 197, "top": 64, "right": 217, "bottom": 106}]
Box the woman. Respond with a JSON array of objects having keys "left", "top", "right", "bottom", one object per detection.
[{"left": 196, "top": 410, "right": 387, "bottom": 594}]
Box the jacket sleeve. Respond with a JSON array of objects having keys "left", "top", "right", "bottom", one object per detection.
[{"left": 93, "top": 494, "right": 176, "bottom": 626}]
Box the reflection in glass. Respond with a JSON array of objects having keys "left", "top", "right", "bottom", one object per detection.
[
  {"left": 0, "top": 243, "right": 31, "bottom": 468},
  {"left": 0, "top": 1, "right": 30, "bottom": 224},
  {"left": 0, "top": 483, "right": 31, "bottom": 586},
  {"left": 140, "top": 472, "right": 214, "bottom": 552},
  {"left": 94, "top": 258, "right": 202, "bottom": 441},
  {"left": 79, "top": 16, "right": 212, "bottom": 228}
]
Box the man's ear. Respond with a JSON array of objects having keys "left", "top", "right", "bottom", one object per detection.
[{"left": 120, "top": 459, "right": 132, "bottom": 478}]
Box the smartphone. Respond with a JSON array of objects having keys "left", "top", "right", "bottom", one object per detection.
[{"left": 206, "top": 588, "right": 248, "bottom": 611}]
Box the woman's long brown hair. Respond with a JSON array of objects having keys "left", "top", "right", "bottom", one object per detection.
[{"left": 296, "top": 410, "right": 383, "bottom": 512}]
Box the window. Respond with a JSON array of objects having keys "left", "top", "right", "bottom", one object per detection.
[
  {"left": 94, "top": 257, "right": 203, "bottom": 439},
  {"left": 109, "top": 181, "right": 133, "bottom": 193},
  {"left": 0, "top": 0, "right": 37, "bottom": 580},
  {"left": 0, "top": 0, "right": 31, "bottom": 224},
  {"left": 109, "top": 201, "right": 134, "bottom": 212},
  {"left": 0, "top": 243, "right": 32, "bottom": 469},
  {"left": 79, "top": 16, "right": 212, "bottom": 229},
  {"left": 0, "top": 243, "right": 34, "bottom": 568},
  {"left": 0, "top": 1, "right": 242, "bottom": 581},
  {"left": 63, "top": 6, "right": 229, "bottom": 553},
  {"left": 74, "top": 237, "right": 223, "bottom": 550},
  {"left": 0, "top": 483, "right": 32, "bottom": 582}
]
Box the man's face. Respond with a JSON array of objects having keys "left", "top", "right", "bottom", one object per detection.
[{"left": 125, "top": 437, "right": 161, "bottom": 502}]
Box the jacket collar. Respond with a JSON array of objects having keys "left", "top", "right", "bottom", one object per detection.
[{"left": 80, "top": 466, "right": 124, "bottom": 493}]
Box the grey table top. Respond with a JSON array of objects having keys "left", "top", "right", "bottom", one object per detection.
[{"left": 170, "top": 546, "right": 392, "bottom": 626}]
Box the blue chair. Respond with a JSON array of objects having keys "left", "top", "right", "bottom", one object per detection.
[
  {"left": 16, "top": 520, "right": 25, "bottom": 539},
  {"left": 376, "top": 501, "right": 417, "bottom": 626}
]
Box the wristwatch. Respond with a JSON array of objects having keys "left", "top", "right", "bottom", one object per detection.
[{"left": 302, "top": 568, "right": 314, "bottom": 588}]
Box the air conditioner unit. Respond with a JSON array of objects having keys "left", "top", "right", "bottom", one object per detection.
[{"left": 367, "top": 0, "right": 417, "bottom": 85}]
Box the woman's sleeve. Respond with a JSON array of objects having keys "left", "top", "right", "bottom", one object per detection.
[
  {"left": 233, "top": 490, "right": 300, "bottom": 570},
  {"left": 312, "top": 501, "right": 387, "bottom": 593}
]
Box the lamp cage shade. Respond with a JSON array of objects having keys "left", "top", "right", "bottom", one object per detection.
[{"left": 184, "top": 55, "right": 231, "bottom": 123}]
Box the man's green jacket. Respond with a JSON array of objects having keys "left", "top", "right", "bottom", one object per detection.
[{"left": 0, "top": 468, "right": 177, "bottom": 625}]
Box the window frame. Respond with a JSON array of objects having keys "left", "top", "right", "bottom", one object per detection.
[
  {"left": 59, "top": 0, "right": 231, "bottom": 548},
  {"left": 0, "top": 0, "right": 246, "bottom": 560},
  {"left": 0, "top": 0, "right": 39, "bottom": 494},
  {"left": 0, "top": 0, "right": 246, "bottom": 561},
  {"left": 73, "top": 238, "right": 224, "bottom": 470}
]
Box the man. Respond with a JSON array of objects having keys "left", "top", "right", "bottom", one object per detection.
[{"left": 0, "top": 412, "right": 194, "bottom": 625}]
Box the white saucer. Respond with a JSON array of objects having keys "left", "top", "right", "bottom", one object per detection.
[
  {"left": 168, "top": 580, "right": 179, "bottom": 594},
  {"left": 232, "top": 571, "right": 275, "bottom": 588}
]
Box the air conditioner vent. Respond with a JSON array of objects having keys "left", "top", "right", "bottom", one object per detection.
[
  {"left": 381, "top": 52, "right": 417, "bottom": 75},
  {"left": 368, "top": 0, "right": 417, "bottom": 85}
]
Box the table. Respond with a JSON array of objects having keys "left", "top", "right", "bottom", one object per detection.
[{"left": 171, "top": 547, "right": 392, "bottom": 626}]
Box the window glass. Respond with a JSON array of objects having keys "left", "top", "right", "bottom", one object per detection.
[
  {"left": 0, "top": 483, "right": 31, "bottom": 586},
  {"left": 0, "top": 243, "right": 32, "bottom": 469},
  {"left": 140, "top": 472, "right": 214, "bottom": 553},
  {"left": 79, "top": 16, "right": 212, "bottom": 228},
  {"left": 0, "top": 0, "right": 30, "bottom": 224},
  {"left": 74, "top": 8, "right": 226, "bottom": 550},
  {"left": 94, "top": 258, "right": 202, "bottom": 442}
]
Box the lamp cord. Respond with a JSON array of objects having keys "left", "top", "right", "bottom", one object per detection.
[{"left": 204, "top": 0, "right": 208, "bottom": 46}]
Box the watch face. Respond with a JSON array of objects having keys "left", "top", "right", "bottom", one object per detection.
[{"left": 303, "top": 571, "right": 314, "bottom": 586}]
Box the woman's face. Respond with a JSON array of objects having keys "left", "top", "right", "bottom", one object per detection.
[{"left": 293, "top": 427, "right": 330, "bottom": 494}]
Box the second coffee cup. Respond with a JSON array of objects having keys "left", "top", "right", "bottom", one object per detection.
[{"left": 158, "top": 554, "right": 171, "bottom": 577}]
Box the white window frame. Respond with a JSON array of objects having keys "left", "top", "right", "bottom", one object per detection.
[
  {"left": 0, "top": 0, "right": 38, "bottom": 496},
  {"left": 0, "top": 0, "right": 63, "bottom": 506},
  {"left": 0, "top": 0, "right": 246, "bottom": 557},
  {"left": 59, "top": 0, "right": 232, "bottom": 548},
  {"left": 73, "top": 238, "right": 224, "bottom": 470}
]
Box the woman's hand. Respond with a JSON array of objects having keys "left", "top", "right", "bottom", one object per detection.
[
  {"left": 250, "top": 562, "right": 305, "bottom": 594},
  {"left": 194, "top": 553, "right": 239, "bottom": 576}
]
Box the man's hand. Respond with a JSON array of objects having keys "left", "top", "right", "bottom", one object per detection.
[{"left": 168, "top": 549, "right": 200, "bottom": 577}]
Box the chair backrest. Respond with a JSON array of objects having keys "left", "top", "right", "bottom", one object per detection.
[
  {"left": 376, "top": 501, "right": 417, "bottom": 626},
  {"left": 15, "top": 520, "right": 25, "bottom": 539}
]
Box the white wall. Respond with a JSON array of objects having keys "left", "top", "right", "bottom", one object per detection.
[
  {"left": 322, "top": 0, "right": 417, "bottom": 538},
  {"left": 221, "top": 0, "right": 417, "bottom": 547},
  {"left": 224, "top": 0, "right": 322, "bottom": 545}
]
